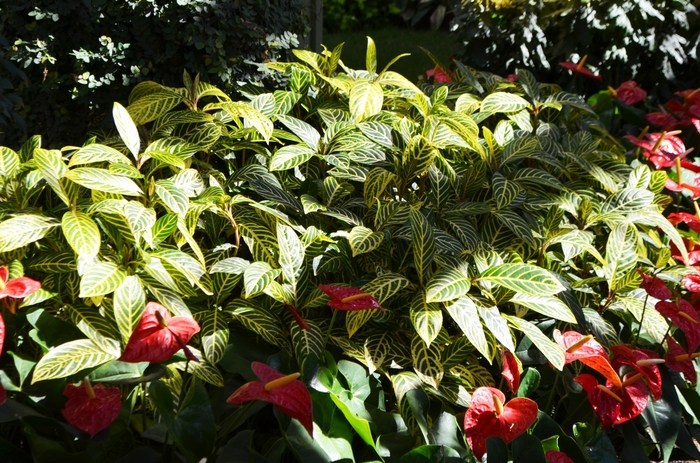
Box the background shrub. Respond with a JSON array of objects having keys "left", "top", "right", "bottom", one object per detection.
[
  {"left": 452, "top": 0, "right": 700, "bottom": 97},
  {"left": 0, "top": 0, "right": 308, "bottom": 148}
]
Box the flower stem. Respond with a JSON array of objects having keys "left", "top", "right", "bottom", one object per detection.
[
  {"left": 633, "top": 291, "right": 650, "bottom": 347},
  {"left": 322, "top": 309, "right": 338, "bottom": 354},
  {"left": 545, "top": 374, "right": 560, "bottom": 416}
]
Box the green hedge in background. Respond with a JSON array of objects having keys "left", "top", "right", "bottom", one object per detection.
[{"left": 0, "top": 0, "right": 308, "bottom": 148}]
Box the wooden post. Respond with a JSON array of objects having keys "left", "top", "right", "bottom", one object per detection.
[{"left": 303, "top": 0, "right": 323, "bottom": 52}]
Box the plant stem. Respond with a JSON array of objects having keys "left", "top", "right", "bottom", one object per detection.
[
  {"left": 633, "top": 291, "right": 650, "bottom": 347},
  {"left": 545, "top": 374, "right": 560, "bottom": 416},
  {"left": 322, "top": 309, "right": 338, "bottom": 354}
]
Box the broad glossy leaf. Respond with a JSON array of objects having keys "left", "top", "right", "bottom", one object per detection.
[
  {"left": 277, "top": 223, "right": 303, "bottom": 286},
  {"left": 350, "top": 80, "right": 383, "bottom": 121},
  {"left": 510, "top": 293, "right": 577, "bottom": 323},
  {"left": 480, "top": 93, "right": 532, "bottom": 113},
  {"left": 445, "top": 297, "right": 491, "bottom": 360},
  {"left": 62, "top": 211, "right": 101, "bottom": 260},
  {"left": 425, "top": 268, "right": 471, "bottom": 303},
  {"left": 506, "top": 315, "right": 565, "bottom": 370},
  {"left": 276, "top": 115, "right": 321, "bottom": 152},
  {"left": 409, "top": 209, "right": 435, "bottom": 286},
  {"left": 347, "top": 226, "right": 383, "bottom": 256},
  {"left": 69, "top": 144, "right": 132, "bottom": 167},
  {"left": 33, "top": 339, "right": 118, "bottom": 383},
  {"left": 201, "top": 309, "right": 229, "bottom": 364},
  {"left": 269, "top": 145, "right": 315, "bottom": 171},
  {"left": 113, "top": 275, "right": 146, "bottom": 343},
  {"left": 243, "top": 262, "right": 281, "bottom": 298},
  {"left": 412, "top": 335, "right": 444, "bottom": 389},
  {"left": 128, "top": 91, "right": 185, "bottom": 126},
  {"left": 361, "top": 272, "right": 412, "bottom": 303},
  {"left": 79, "top": 262, "right": 126, "bottom": 297},
  {"left": 478, "top": 264, "right": 565, "bottom": 296},
  {"left": 478, "top": 305, "right": 514, "bottom": 352},
  {"left": 113, "top": 102, "right": 140, "bottom": 157},
  {"left": 155, "top": 179, "right": 189, "bottom": 217},
  {"left": 410, "top": 294, "right": 442, "bottom": 347},
  {"left": 0, "top": 215, "right": 59, "bottom": 253},
  {"left": 65, "top": 168, "right": 143, "bottom": 196}
]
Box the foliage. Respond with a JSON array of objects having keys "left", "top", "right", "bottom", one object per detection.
[
  {"left": 323, "top": 0, "right": 403, "bottom": 33},
  {"left": 0, "top": 0, "right": 308, "bottom": 148},
  {"left": 1, "top": 37, "right": 700, "bottom": 462},
  {"left": 451, "top": 0, "right": 700, "bottom": 97}
]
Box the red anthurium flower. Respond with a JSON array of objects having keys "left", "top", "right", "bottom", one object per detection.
[
  {"left": 637, "top": 270, "right": 672, "bottom": 300},
  {"left": 682, "top": 274, "right": 700, "bottom": 293},
  {"left": 610, "top": 344, "right": 663, "bottom": 400},
  {"left": 120, "top": 302, "right": 200, "bottom": 363},
  {"left": 668, "top": 212, "right": 700, "bottom": 235},
  {"left": 670, "top": 237, "right": 700, "bottom": 266},
  {"left": 318, "top": 284, "right": 383, "bottom": 311},
  {"left": 693, "top": 118, "right": 700, "bottom": 134},
  {"left": 506, "top": 74, "right": 519, "bottom": 82},
  {"left": 624, "top": 131, "right": 689, "bottom": 169},
  {"left": 646, "top": 111, "right": 681, "bottom": 131},
  {"left": 227, "top": 361, "right": 313, "bottom": 436},
  {"left": 559, "top": 55, "right": 602, "bottom": 81},
  {"left": 0, "top": 267, "right": 42, "bottom": 301},
  {"left": 426, "top": 67, "right": 452, "bottom": 83},
  {"left": 463, "top": 386, "right": 538, "bottom": 459},
  {"left": 575, "top": 373, "right": 648, "bottom": 429},
  {"left": 501, "top": 350, "right": 520, "bottom": 394},
  {"left": 655, "top": 299, "right": 700, "bottom": 352},
  {"left": 62, "top": 380, "right": 122, "bottom": 436},
  {"left": 553, "top": 330, "right": 621, "bottom": 387},
  {"left": 615, "top": 80, "right": 647, "bottom": 105},
  {"left": 665, "top": 178, "right": 700, "bottom": 198},
  {"left": 546, "top": 450, "right": 575, "bottom": 463},
  {"left": 664, "top": 336, "right": 698, "bottom": 385}
]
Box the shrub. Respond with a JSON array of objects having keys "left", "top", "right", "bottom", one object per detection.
[
  {"left": 0, "top": 0, "right": 308, "bottom": 148},
  {"left": 451, "top": 0, "right": 700, "bottom": 97},
  {"left": 1, "top": 39, "right": 700, "bottom": 462},
  {"left": 323, "top": 0, "right": 402, "bottom": 33}
]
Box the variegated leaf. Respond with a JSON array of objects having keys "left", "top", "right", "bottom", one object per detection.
[
  {"left": 33, "top": 339, "right": 118, "bottom": 383},
  {"left": 201, "top": 309, "right": 229, "bottom": 364},
  {"left": 478, "top": 264, "right": 565, "bottom": 296},
  {"left": 478, "top": 305, "right": 514, "bottom": 352},
  {"left": 410, "top": 293, "right": 442, "bottom": 347},
  {"left": 113, "top": 275, "right": 146, "bottom": 342},
  {"left": 445, "top": 297, "right": 491, "bottom": 360},
  {"left": 505, "top": 315, "right": 565, "bottom": 370},
  {"left": 510, "top": 293, "right": 577, "bottom": 323},
  {"left": 409, "top": 209, "right": 435, "bottom": 286},
  {"left": 425, "top": 268, "right": 471, "bottom": 303},
  {"left": 79, "top": 261, "right": 126, "bottom": 298}
]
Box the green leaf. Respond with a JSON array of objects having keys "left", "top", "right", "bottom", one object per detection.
[
  {"left": 276, "top": 115, "right": 321, "bottom": 152},
  {"left": 410, "top": 294, "right": 442, "bottom": 347},
  {"left": 505, "top": 315, "right": 565, "bottom": 370},
  {"left": 79, "top": 261, "right": 127, "bottom": 297},
  {"left": 347, "top": 226, "right": 383, "bottom": 256},
  {"left": 481, "top": 93, "right": 532, "bottom": 113},
  {"left": 601, "top": 188, "right": 654, "bottom": 215},
  {"left": 350, "top": 80, "right": 383, "bottom": 121},
  {"left": 642, "top": 369, "right": 681, "bottom": 463},
  {"left": 201, "top": 309, "right": 229, "bottom": 364},
  {"left": 604, "top": 222, "right": 637, "bottom": 291},
  {"left": 210, "top": 257, "right": 250, "bottom": 275},
  {"left": 113, "top": 275, "right": 146, "bottom": 343},
  {"left": 517, "top": 368, "right": 541, "bottom": 398},
  {"left": 445, "top": 297, "right": 491, "bottom": 360},
  {"left": 128, "top": 91, "right": 185, "bottom": 126},
  {"left": 346, "top": 309, "right": 376, "bottom": 338},
  {"left": 65, "top": 167, "right": 143, "bottom": 196},
  {"left": 409, "top": 209, "right": 435, "bottom": 286},
  {"left": 155, "top": 179, "right": 189, "bottom": 217},
  {"left": 0, "top": 215, "right": 59, "bottom": 253},
  {"left": 0, "top": 147, "right": 20, "bottom": 179},
  {"left": 412, "top": 335, "right": 444, "bottom": 389},
  {"left": 478, "top": 263, "right": 565, "bottom": 296},
  {"left": 69, "top": 144, "right": 132, "bottom": 167},
  {"left": 33, "top": 339, "right": 118, "bottom": 383},
  {"left": 269, "top": 145, "right": 315, "bottom": 171},
  {"left": 425, "top": 268, "right": 471, "bottom": 303},
  {"left": 113, "top": 102, "right": 140, "bottom": 157},
  {"left": 365, "top": 36, "right": 377, "bottom": 74},
  {"left": 61, "top": 211, "right": 101, "bottom": 260},
  {"left": 277, "top": 223, "right": 303, "bottom": 287},
  {"left": 478, "top": 305, "right": 514, "bottom": 352},
  {"left": 291, "top": 320, "right": 324, "bottom": 376},
  {"left": 492, "top": 172, "right": 520, "bottom": 209},
  {"left": 361, "top": 272, "right": 412, "bottom": 303},
  {"left": 243, "top": 262, "right": 281, "bottom": 298},
  {"left": 364, "top": 167, "right": 394, "bottom": 206},
  {"left": 66, "top": 304, "right": 121, "bottom": 356},
  {"left": 510, "top": 293, "right": 577, "bottom": 323}
]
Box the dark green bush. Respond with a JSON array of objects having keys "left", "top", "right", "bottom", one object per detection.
[
  {"left": 452, "top": 0, "right": 700, "bottom": 96},
  {"left": 0, "top": 0, "right": 308, "bottom": 148},
  {"left": 323, "top": 0, "right": 403, "bottom": 33}
]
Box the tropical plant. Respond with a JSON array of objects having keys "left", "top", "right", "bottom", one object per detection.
[{"left": 1, "top": 38, "right": 700, "bottom": 462}]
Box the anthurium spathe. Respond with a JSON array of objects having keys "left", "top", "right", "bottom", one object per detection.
[
  {"left": 574, "top": 373, "right": 648, "bottom": 429},
  {"left": 614, "top": 80, "right": 647, "bottom": 105},
  {"left": 463, "top": 386, "right": 538, "bottom": 459},
  {"left": 610, "top": 344, "right": 663, "bottom": 400},
  {"left": 655, "top": 299, "right": 700, "bottom": 352},
  {"left": 0, "top": 313, "right": 5, "bottom": 405},
  {"left": 119, "top": 302, "right": 200, "bottom": 363},
  {"left": 546, "top": 450, "right": 575, "bottom": 463},
  {"left": 664, "top": 336, "right": 698, "bottom": 384},
  {"left": 0, "top": 266, "right": 42, "bottom": 303},
  {"left": 553, "top": 330, "right": 621, "bottom": 387},
  {"left": 637, "top": 270, "right": 672, "bottom": 300},
  {"left": 226, "top": 361, "right": 313, "bottom": 436},
  {"left": 559, "top": 55, "right": 602, "bottom": 81},
  {"left": 62, "top": 380, "right": 122, "bottom": 436},
  {"left": 501, "top": 350, "right": 520, "bottom": 394},
  {"left": 624, "top": 131, "right": 689, "bottom": 170},
  {"left": 318, "top": 284, "right": 383, "bottom": 311}
]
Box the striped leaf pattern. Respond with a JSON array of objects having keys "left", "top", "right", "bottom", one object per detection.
[
  {"left": 62, "top": 211, "right": 101, "bottom": 260},
  {"left": 113, "top": 102, "right": 140, "bottom": 157},
  {"left": 79, "top": 262, "right": 126, "bottom": 297},
  {"left": 425, "top": 268, "right": 471, "bottom": 303},
  {"left": 445, "top": 297, "right": 491, "bottom": 360},
  {"left": 361, "top": 273, "right": 412, "bottom": 303},
  {"left": 0, "top": 215, "right": 59, "bottom": 253},
  {"left": 65, "top": 168, "right": 143, "bottom": 196},
  {"left": 349, "top": 80, "right": 383, "bottom": 121},
  {"left": 506, "top": 315, "right": 565, "bottom": 370},
  {"left": 113, "top": 275, "right": 146, "bottom": 342},
  {"left": 478, "top": 305, "right": 514, "bottom": 352},
  {"left": 510, "top": 293, "right": 577, "bottom": 323},
  {"left": 33, "top": 339, "right": 118, "bottom": 383},
  {"left": 478, "top": 264, "right": 565, "bottom": 296},
  {"left": 480, "top": 93, "right": 532, "bottom": 113},
  {"left": 412, "top": 335, "right": 444, "bottom": 389},
  {"left": 243, "top": 262, "right": 280, "bottom": 298},
  {"left": 348, "top": 226, "right": 383, "bottom": 256},
  {"left": 201, "top": 309, "right": 229, "bottom": 364},
  {"left": 409, "top": 209, "right": 435, "bottom": 286},
  {"left": 410, "top": 294, "right": 442, "bottom": 347}
]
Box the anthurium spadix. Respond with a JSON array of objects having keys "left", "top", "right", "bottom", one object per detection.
[
  {"left": 319, "top": 284, "right": 383, "bottom": 311},
  {"left": 227, "top": 361, "right": 313, "bottom": 436}
]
